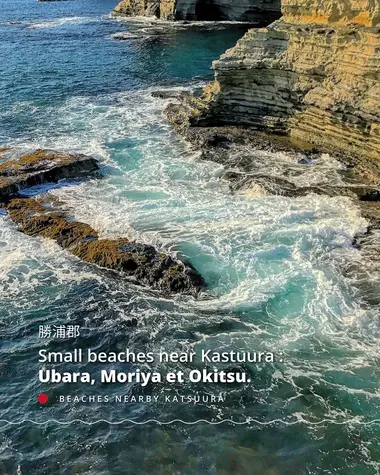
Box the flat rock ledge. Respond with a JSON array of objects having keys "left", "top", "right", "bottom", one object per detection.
[
  {"left": 165, "top": 93, "right": 380, "bottom": 197},
  {"left": 0, "top": 149, "right": 204, "bottom": 295},
  {"left": 165, "top": 92, "right": 380, "bottom": 217},
  {"left": 0, "top": 149, "right": 100, "bottom": 201}
]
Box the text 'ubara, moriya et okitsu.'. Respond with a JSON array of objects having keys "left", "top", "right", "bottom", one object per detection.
[{"left": 38, "top": 348, "right": 281, "bottom": 386}]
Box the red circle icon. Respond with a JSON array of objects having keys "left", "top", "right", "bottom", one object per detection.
[{"left": 38, "top": 393, "right": 49, "bottom": 404}]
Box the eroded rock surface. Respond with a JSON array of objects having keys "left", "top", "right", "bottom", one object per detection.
[
  {"left": 169, "top": 1, "right": 380, "bottom": 163},
  {"left": 164, "top": 110, "right": 380, "bottom": 198},
  {"left": 0, "top": 149, "right": 204, "bottom": 295},
  {"left": 4, "top": 197, "right": 204, "bottom": 294},
  {"left": 165, "top": 84, "right": 380, "bottom": 306},
  {"left": 281, "top": 0, "right": 380, "bottom": 26},
  {"left": 0, "top": 149, "right": 99, "bottom": 201}
]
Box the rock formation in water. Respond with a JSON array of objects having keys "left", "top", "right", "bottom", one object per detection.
[
  {"left": 0, "top": 149, "right": 204, "bottom": 294},
  {"left": 169, "top": 0, "right": 380, "bottom": 162},
  {"left": 0, "top": 149, "right": 99, "bottom": 201},
  {"left": 112, "top": 0, "right": 282, "bottom": 24},
  {"left": 5, "top": 197, "right": 203, "bottom": 294}
]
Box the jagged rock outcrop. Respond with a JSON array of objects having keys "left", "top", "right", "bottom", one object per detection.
[
  {"left": 170, "top": 0, "right": 380, "bottom": 162},
  {"left": 112, "top": 0, "right": 282, "bottom": 24},
  {"left": 0, "top": 149, "right": 204, "bottom": 295},
  {"left": 4, "top": 197, "right": 204, "bottom": 294}
]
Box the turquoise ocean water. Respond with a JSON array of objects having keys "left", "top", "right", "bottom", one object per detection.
[{"left": 0, "top": 1, "right": 379, "bottom": 473}]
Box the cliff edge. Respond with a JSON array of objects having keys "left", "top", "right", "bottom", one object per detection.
[{"left": 169, "top": 0, "right": 380, "bottom": 161}]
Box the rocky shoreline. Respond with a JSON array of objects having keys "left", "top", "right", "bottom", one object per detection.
[
  {"left": 150, "top": 0, "right": 380, "bottom": 306},
  {"left": 161, "top": 88, "right": 380, "bottom": 305},
  {"left": 3, "top": 0, "right": 380, "bottom": 301},
  {"left": 166, "top": 90, "right": 380, "bottom": 190},
  {"left": 180, "top": 17, "right": 380, "bottom": 161},
  {"left": 112, "top": 0, "right": 380, "bottom": 248},
  {"left": 0, "top": 149, "right": 100, "bottom": 201},
  {"left": 0, "top": 149, "right": 204, "bottom": 295}
]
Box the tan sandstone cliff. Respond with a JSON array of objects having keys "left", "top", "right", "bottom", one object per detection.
[
  {"left": 112, "top": 0, "right": 282, "bottom": 23},
  {"left": 178, "top": 0, "right": 380, "bottom": 161}
]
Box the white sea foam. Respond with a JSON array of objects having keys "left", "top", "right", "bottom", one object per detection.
[
  {"left": 2, "top": 86, "right": 378, "bottom": 354},
  {"left": 26, "top": 16, "right": 102, "bottom": 30},
  {"left": 111, "top": 15, "right": 251, "bottom": 27},
  {"left": 225, "top": 147, "right": 349, "bottom": 188},
  {"left": 0, "top": 215, "right": 102, "bottom": 307},
  {"left": 110, "top": 18, "right": 248, "bottom": 40},
  {"left": 1, "top": 9, "right": 379, "bottom": 466}
]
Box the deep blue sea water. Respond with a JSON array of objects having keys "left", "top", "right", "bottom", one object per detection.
[{"left": 0, "top": 1, "right": 379, "bottom": 474}]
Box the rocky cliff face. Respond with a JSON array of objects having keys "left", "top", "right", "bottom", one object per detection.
[
  {"left": 281, "top": 0, "right": 380, "bottom": 26},
  {"left": 112, "top": 0, "right": 282, "bottom": 24},
  {"left": 113, "top": 0, "right": 162, "bottom": 18},
  {"left": 181, "top": 0, "right": 380, "bottom": 161}
]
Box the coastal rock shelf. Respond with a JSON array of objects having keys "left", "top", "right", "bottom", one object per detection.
[
  {"left": 163, "top": 1, "right": 380, "bottom": 267},
  {"left": 0, "top": 149, "right": 204, "bottom": 295},
  {"left": 0, "top": 149, "right": 99, "bottom": 201},
  {"left": 165, "top": 92, "right": 380, "bottom": 305},
  {"left": 168, "top": 0, "right": 380, "bottom": 162},
  {"left": 112, "top": 0, "right": 282, "bottom": 24},
  {"left": 163, "top": 112, "right": 380, "bottom": 199}
]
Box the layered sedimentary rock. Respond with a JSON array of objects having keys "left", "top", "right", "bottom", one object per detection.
[
  {"left": 281, "top": 0, "right": 380, "bottom": 26},
  {"left": 113, "top": 0, "right": 162, "bottom": 18},
  {"left": 173, "top": 0, "right": 380, "bottom": 161},
  {"left": 112, "top": 0, "right": 282, "bottom": 23}
]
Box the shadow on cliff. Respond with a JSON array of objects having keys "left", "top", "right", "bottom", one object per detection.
[{"left": 194, "top": 0, "right": 282, "bottom": 25}]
